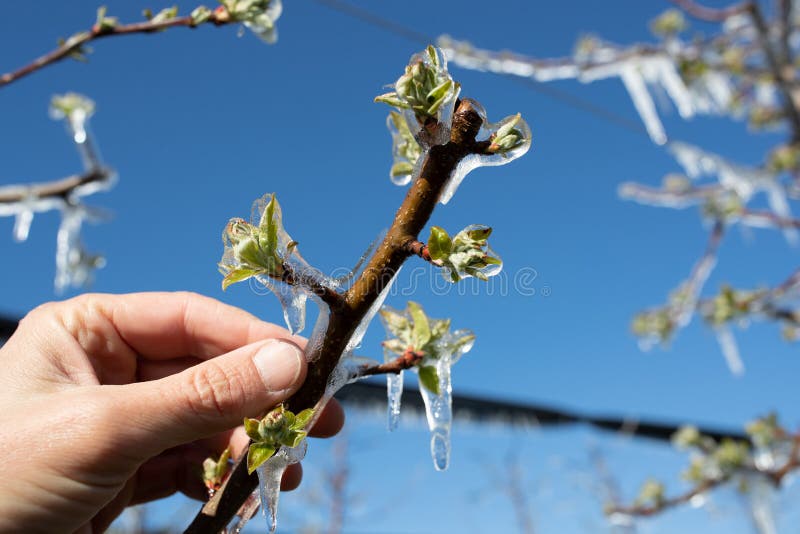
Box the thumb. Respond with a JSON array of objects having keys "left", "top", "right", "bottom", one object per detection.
[{"left": 112, "top": 339, "right": 306, "bottom": 455}]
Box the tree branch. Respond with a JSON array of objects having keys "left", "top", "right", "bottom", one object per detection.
[
  {"left": 356, "top": 349, "right": 424, "bottom": 377},
  {"left": 183, "top": 99, "right": 487, "bottom": 533},
  {"left": 0, "top": 11, "right": 229, "bottom": 88},
  {"left": 403, "top": 239, "right": 433, "bottom": 262},
  {"left": 746, "top": 2, "right": 800, "bottom": 143},
  {"left": 0, "top": 168, "right": 111, "bottom": 204},
  {"left": 669, "top": 0, "right": 751, "bottom": 22}
]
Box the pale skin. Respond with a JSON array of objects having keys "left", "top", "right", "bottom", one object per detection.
[{"left": 0, "top": 292, "right": 345, "bottom": 533}]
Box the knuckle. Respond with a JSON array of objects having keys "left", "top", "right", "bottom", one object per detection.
[{"left": 182, "top": 361, "right": 241, "bottom": 421}]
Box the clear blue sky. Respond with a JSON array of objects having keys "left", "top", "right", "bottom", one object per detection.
[{"left": 2, "top": 1, "right": 799, "bottom": 532}]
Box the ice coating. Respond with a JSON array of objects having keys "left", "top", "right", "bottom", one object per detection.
[
  {"left": 417, "top": 350, "right": 453, "bottom": 471},
  {"left": 345, "top": 267, "right": 400, "bottom": 354},
  {"left": 379, "top": 302, "right": 474, "bottom": 469},
  {"left": 385, "top": 347, "right": 404, "bottom": 431},
  {"left": 439, "top": 101, "right": 532, "bottom": 205},
  {"left": 220, "top": 193, "right": 338, "bottom": 334},
  {"left": 242, "top": 0, "right": 282, "bottom": 44},
  {"left": 256, "top": 441, "right": 307, "bottom": 533},
  {"left": 714, "top": 325, "right": 745, "bottom": 376},
  {"left": 55, "top": 205, "right": 105, "bottom": 293},
  {"left": 748, "top": 478, "right": 777, "bottom": 534}
]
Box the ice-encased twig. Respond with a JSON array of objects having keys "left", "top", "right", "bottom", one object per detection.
[{"left": 256, "top": 442, "right": 306, "bottom": 534}]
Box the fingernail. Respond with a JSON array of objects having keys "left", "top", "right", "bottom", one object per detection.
[{"left": 253, "top": 340, "right": 304, "bottom": 392}]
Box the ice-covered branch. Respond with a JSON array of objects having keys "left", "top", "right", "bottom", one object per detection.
[
  {"left": 0, "top": 1, "right": 283, "bottom": 88},
  {"left": 2, "top": 93, "right": 115, "bottom": 291},
  {"left": 607, "top": 415, "right": 800, "bottom": 523},
  {"left": 185, "top": 44, "right": 528, "bottom": 531}
]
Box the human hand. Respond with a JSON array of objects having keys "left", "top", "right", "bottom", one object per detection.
[{"left": 0, "top": 292, "right": 344, "bottom": 533}]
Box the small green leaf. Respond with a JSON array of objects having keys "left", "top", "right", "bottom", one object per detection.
[
  {"left": 428, "top": 226, "right": 452, "bottom": 261},
  {"left": 221, "top": 267, "right": 261, "bottom": 290},
  {"left": 243, "top": 417, "right": 261, "bottom": 441},
  {"left": 281, "top": 430, "right": 307, "bottom": 448},
  {"left": 408, "top": 301, "right": 431, "bottom": 349},
  {"left": 247, "top": 443, "right": 276, "bottom": 474},
  {"left": 418, "top": 365, "right": 440, "bottom": 394},
  {"left": 375, "top": 92, "right": 409, "bottom": 109},
  {"left": 190, "top": 6, "right": 212, "bottom": 25},
  {"left": 382, "top": 338, "right": 407, "bottom": 355},
  {"left": 467, "top": 227, "right": 492, "bottom": 241},
  {"left": 293, "top": 408, "right": 315, "bottom": 429},
  {"left": 379, "top": 308, "right": 411, "bottom": 338},
  {"left": 391, "top": 161, "right": 415, "bottom": 178},
  {"left": 216, "top": 447, "right": 231, "bottom": 478}
]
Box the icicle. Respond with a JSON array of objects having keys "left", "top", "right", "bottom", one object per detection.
[
  {"left": 620, "top": 62, "right": 667, "bottom": 145},
  {"left": 652, "top": 57, "right": 694, "bottom": 119},
  {"left": 714, "top": 324, "right": 745, "bottom": 375},
  {"left": 55, "top": 205, "right": 104, "bottom": 293},
  {"left": 748, "top": 477, "right": 777, "bottom": 534},
  {"left": 256, "top": 441, "right": 307, "bottom": 534},
  {"left": 418, "top": 351, "right": 453, "bottom": 471},
  {"left": 439, "top": 101, "right": 532, "bottom": 204},
  {"left": 385, "top": 350, "right": 404, "bottom": 431},
  {"left": 12, "top": 208, "right": 33, "bottom": 243}
]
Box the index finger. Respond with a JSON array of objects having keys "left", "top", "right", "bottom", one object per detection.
[{"left": 67, "top": 291, "right": 301, "bottom": 361}]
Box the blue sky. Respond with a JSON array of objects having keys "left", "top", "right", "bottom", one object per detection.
[{"left": 2, "top": 1, "right": 800, "bottom": 532}]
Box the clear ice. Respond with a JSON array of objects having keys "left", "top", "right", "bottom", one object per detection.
[
  {"left": 1, "top": 94, "right": 114, "bottom": 291},
  {"left": 220, "top": 193, "right": 339, "bottom": 334},
  {"left": 439, "top": 100, "right": 532, "bottom": 205},
  {"left": 385, "top": 348, "right": 404, "bottom": 431},
  {"left": 417, "top": 350, "right": 454, "bottom": 471},
  {"left": 256, "top": 441, "right": 307, "bottom": 534},
  {"left": 714, "top": 325, "right": 745, "bottom": 376},
  {"left": 242, "top": 0, "right": 283, "bottom": 44}
]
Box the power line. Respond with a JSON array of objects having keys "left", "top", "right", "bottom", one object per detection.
[{"left": 311, "top": 0, "right": 651, "bottom": 139}]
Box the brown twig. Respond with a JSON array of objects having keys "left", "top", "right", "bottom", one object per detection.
[
  {"left": 669, "top": 0, "right": 751, "bottom": 22},
  {"left": 183, "top": 99, "right": 489, "bottom": 533},
  {"left": 0, "top": 168, "right": 111, "bottom": 204},
  {"left": 0, "top": 11, "right": 228, "bottom": 88},
  {"left": 746, "top": 2, "right": 800, "bottom": 143},
  {"left": 357, "top": 348, "right": 424, "bottom": 377},
  {"left": 403, "top": 239, "right": 433, "bottom": 262}
]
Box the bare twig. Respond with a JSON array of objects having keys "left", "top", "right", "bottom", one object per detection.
[
  {"left": 403, "top": 239, "right": 433, "bottom": 262},
  {"left": 183, "top": 99, "right": 489, "bottom": 533},
  {"left": 0, "top": 11, "right": 228, "bottom": 88},
  {"left": 356, "top": 349, "right": 424, "bottom": 377}
]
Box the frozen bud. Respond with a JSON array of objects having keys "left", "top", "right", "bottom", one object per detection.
[
  {"left": 662, "top": 173, "right": 691, "bottom": 193},
  {"left": 650, "top": 9, "right": 687, "bottom": 37},
  {"left": 712, "top": 439, "right": 750, "bottom": 473},
  {"left": 768, "top": 144, "right": 800, "bottom": 172},
  {"left": 745, "top": 413, "right": 782, "bottom": 449},
  {"left": 94, "top": 6, "right": 119, "bottom": 32},
  {"left": 635, "top": 479, "right": 666, "bottom": 506},
  {"left": 672, "top": 425, "right": 702, "bottom": 449},
  {"left": 631, "top": 308, "right": 675, "bottom": 343},
  {"left": 702, "top": 192, "right": 743, "bottom": 221},
  {"left": 375, "top": 45, "right": 459, "bottom": 122},
  {"left": 202, "top": 447, "right": 231, "bottom": 492},
  {"left": 488, "top": 113, "right": 526, "bottom": 154},
  {"left": 50, "top": 93, "right": 95, "bottom": 120}
]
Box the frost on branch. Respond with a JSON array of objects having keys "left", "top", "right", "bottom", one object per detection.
[
  {"left": 219, "top": 193, "right": 335, "bottom": 333},
  {"left": 386, "top": 111, "right": 422, "bottom": 186},
  {"left": 217, "top": 0, "right": 283, "bottom": 44},
  {"left": 610, "top": 414, "right": 796, "bottom": 523},
  {"left": 379, "top": 302, "right": 474, "bottom": 470},
  {"left": 439, "top": 104, "right": 532, "bottom": 204},
  {"left": 375, "top": 45, "right": 460, "bottom": 148},
  {"left": 243, "top": 405, "right": 313, "bottom": 533},
  {"left": 377, "top": 46, "right": 531, "bottom": 203},
  {"left": 427, "top": 225, "right": 502, "bottom": 282},
  {"left": 0, "top": 93, "right": 114, "bottom": 292}
]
